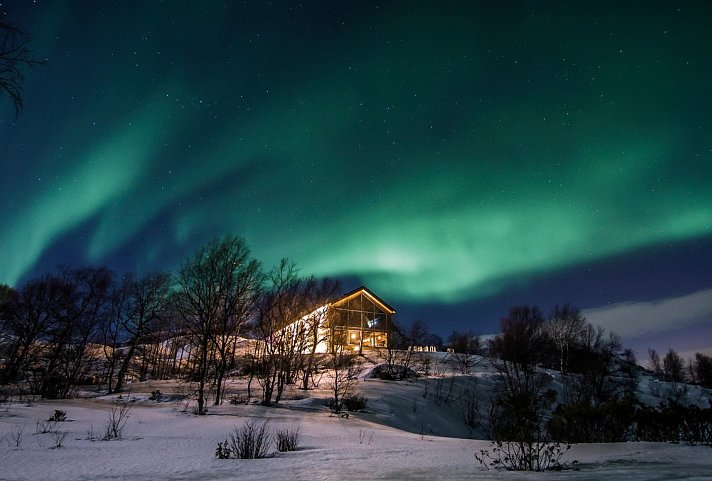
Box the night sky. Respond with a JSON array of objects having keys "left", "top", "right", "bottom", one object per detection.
[{"left": 2, "top": 1, "right": 711, "bottom": 358}]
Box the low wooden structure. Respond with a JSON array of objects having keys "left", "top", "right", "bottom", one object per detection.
[{"left": 287, "top": 286, "right": 395, "bottom": 353}]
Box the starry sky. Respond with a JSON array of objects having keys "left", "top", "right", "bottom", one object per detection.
[{"left": 2, "top": 1, "right": 711, "bottom": 358}]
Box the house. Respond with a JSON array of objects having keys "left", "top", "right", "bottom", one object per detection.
[{"left": 290, "top": 286, "right": 395, "bottom": 354}]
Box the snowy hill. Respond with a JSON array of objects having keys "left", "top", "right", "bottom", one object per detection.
[{"left": 1, "top": 353, "right": 711, "bottom": 481}]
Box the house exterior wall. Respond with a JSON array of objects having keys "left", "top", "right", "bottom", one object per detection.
[
  {"left": 288, "top": 287, "right": 395, "bottom": 353},
  {"left": 329, "top": 291, "right": 391, "bottom": 351}
]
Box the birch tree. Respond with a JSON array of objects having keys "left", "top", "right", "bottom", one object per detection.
[
  {"left": 175, "top": 236, "right": 261, "bottom": 414},
  {"left": 546, "top": 304, "right": 586, "bottom": 374}
]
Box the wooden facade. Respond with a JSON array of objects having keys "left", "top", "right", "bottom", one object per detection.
[
  {"left": 287, "top": 286, "right": 395, "bottom": 353},
  {"left": 328, "top": 286, "right": 395, "bottom": 352}
]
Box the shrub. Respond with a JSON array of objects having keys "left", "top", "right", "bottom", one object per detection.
[
  {"left": 49, "top": 410, "right": 67, "bottom": 422},
  {"left": 229, "top": 395, "right": 249, "bottom": 405},
  {"left": 633, "top": 401, "right": 712, "bottom": 445},
  {"left": 149, "top": 390, "right": 162, "bottom": 402},
  {"left": 103, "top": 402, "right": 131, "bottom": 440},
  {"left": 372, "top": 364, "right": 415, "bottom": 381},
  {"left": 215, "top": 439, "right": 232, "bottom": 459},
  {"left": 343, "top": 395, "right": 367, "bottom": 412},
  {"left": 52, "top": 431, "right": 68, "bottom": 448},
  {"left": 475, "top": 441, "right": 576, "bottom": 471},
  {"left": 549, "top": 395, "right": 636, "bottom": 443},
  {"left": 275, "top": 427, "right": 300, "bottom": 452},
  {"left": 228, "top": 421, "right": 272, "bottom": 459},
  {"left": 10, "top": 424, "right": 24, "bottom": 447},
  {"left": 36, "top": 418, "right": 57, "bottom": 434}
]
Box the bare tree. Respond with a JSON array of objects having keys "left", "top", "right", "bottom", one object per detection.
[
  {"left": 376, "top": 321, "right": 408, "bottom": 379},
  {"left": 2, "top": 268, "right": 112, "bottom": 397},
  {"left": 112, "top": 272, "right": 172, "bottom": 393},
  {"left": 152, "top": 307, "right": 189, "bottom": 380},
  {"left": 44, "top": 267, "right": 112, "bottom": 398},
  {"left": 210, "top": 258, "right": 261, "bottom": 405},
  {"left": 296, "top": 277, "right": 340, "bottom": 390},
  {"left": 1, "top": 268, "right": 112, "bottom": 397},
  {"left": 100, "top": 275, "right": 131, "bottom": 393},
  {"left": 328, "top": 343, "right": 358, "bottom": 414},
  {"left": 0, "top": 277, "right": 57, "bottom": 385},
  {"left": 377, "top": 320, "right": 432, "bottom": 379},
  {"left": 255, "top": 259, "right": 315, "bottom": 405},
  {"left": 693, "top": 352, "right": 712, "bottom": 387},
  {"left": 175, "top": 236, "right": 261, "bottom": 414},
  {"left": 486, "top": 306, "right": 558, "bottom": 469},
  {"left": 0, "top": 284, "right": 15, "bottom": 377},
  {"left": 663, "top": 348, "right": 685, "bottom": 387},
  {"left": 447, "top": 330, "right": 482, "bottom": 374},
  {"left": 1, "top": 11, "right": 44, "bottom": 114},
  {"left": 649, "top": 348, "right": 662, "bottom": 375},
  {"left": 567, "top": 324, "right": 623, "bottom": 406},
  {"left": 546, "top": 304, "right": 586, "bottom": 374},
  {"left": 489, "top": 306, "right": 548, "bottom": 395}
]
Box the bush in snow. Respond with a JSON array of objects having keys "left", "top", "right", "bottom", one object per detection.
[
  {"left": 633, "top": 400, "right": 712, "bottom": 445},
  {"left": 475, "top": 441, "right": 576, "bottom": 472},
  {"left": 481, "top": 306, "right": 578, "bottom": 471},
  {"left": 49, "top": 410, "right": 67, "bottom": 422},
  {"left": 51, "top": 430, "right": 68, "bottom": 448},
  {"left": 9, "top": 424, "right": 24, "bottom": 447},
  {"left": 343, "top": 394, "right": 367, "bottom": 412},
  {"left": 275, "top": 426, "right": 300, "bottom": 452},
  {"left": 371, "top": 363, "right": 416, "bottom": 381},
  {"left": 549, "top": 394, "right": 637, "bottom": 443},
  {"left": 215, "top": 440, "right": 232, "bottom": 459},
  {"left": 226, "top": 420, "right": 272, "bottom": 459},
  {"left": 229, "top": 395, "right": 249, "bottom": 405},
  {"left": 35, "top": 418, "right": 57, "bottom": 434},
  {"left": 103, "top": 401, "right": 131, "bottom": 440}
]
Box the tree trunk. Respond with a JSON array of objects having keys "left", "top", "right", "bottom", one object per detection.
[{"left": 114, "top": 343, "right": 137, "bottom": 393}]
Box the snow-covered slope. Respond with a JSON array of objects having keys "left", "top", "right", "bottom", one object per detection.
[{"left": 1, "top": 354, "right": 711, "bottom": 481}]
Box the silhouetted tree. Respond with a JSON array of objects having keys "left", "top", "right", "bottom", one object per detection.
[
  {"left": 489, "top": 306, "right": 547, "bottom": 393},
  {"left": 376, "top": 320, "right": 419, "bottom": 380},
  {"left": 693, "top": 353, "right": 712, "bottom": 388},
  {"left": 448, "top": 330, "right": 481, "bottom": 374},
  {"left": 546, "top": 304, "right": 586, "bottom": 374},
  {"left": 0, "top": 283, "right": 12, "bottom": 305},
  {"left": 648, "top": 348, "right": 662, "bottom": 375},
  {"left": 566, "top": 324, "right": 623, "bottom": 406},
  {"left": 486, "top": 306, "right": 558, "bottom": 470},
  {"left": 40, "top": 267, "right": 112, "bottom": 398},
  {"left": 175, "top": 236, "right": 261, "bottom": 414},
  {"left": 1, "top": 275, "right": 60, "bottom": 386},
  {"left": 327, "top": 342, "right": 358, "bottom": 414},
  {"left": 663, "top": 348, "right": 685, "bottom": 387},
  {"left": 297, "top": 277, "right": 340, "bottom": 390},
  {"left": 210, "top": 256, "right": 260, "bottom": 406},
  {"left": 1, "top": 11, "right": 44, "bottom": 114},
  {"left": 256, "top": 259, "right": 318, "bottom": 405},
  {"left": 101, "top": 275, "right": 130, "bottom": 393},
  {"left": 113, "top": 272, "right": 172, "bottom": 393},
  {"left": 0, "top": 284, "right": 17, "bottom": 379}
]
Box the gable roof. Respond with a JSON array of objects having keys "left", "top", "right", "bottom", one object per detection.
[{"left": 333, "top": 286, "right": 396, "bottom": 314}]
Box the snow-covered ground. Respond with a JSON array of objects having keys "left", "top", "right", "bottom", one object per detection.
[{"left": 1, "top": 357, "right": 711, "bottom": 481}]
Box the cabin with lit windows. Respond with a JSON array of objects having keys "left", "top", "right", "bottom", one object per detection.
[{"left": 290, "top": 286, "right": 395, "bottom": 353}]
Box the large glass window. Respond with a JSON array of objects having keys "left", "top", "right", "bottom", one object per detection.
[{"left": 330, "top": 291, "right": 392, "bottom": 351}]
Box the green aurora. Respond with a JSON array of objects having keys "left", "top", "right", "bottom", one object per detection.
[{"left": 1, "top": 2, "right": 711, "bottom": 348}]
